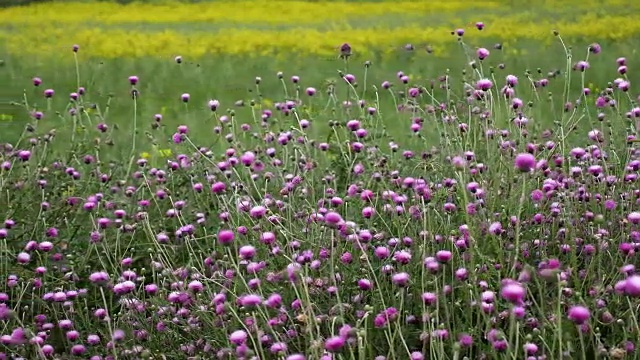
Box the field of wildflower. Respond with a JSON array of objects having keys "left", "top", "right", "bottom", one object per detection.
[
  {"left": 2, "top": 0, "right": 640, "bottom": 359},
  {"left": 1, "top": 0, "right": 640, "bottom": 59}
]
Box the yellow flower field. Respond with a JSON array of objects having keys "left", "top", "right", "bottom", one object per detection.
[
  {"left": 0, "top": 0, "right": 638, "bottom": 59},
  {"left": 0, "top": 1, "right": 502, "bottom": 25}
]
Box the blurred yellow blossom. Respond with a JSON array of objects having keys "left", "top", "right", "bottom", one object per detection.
[
  {"left": 158, "top": 149, "right": 173, "bottom": 158},
  {"left": 0, "top": 1, "right": 500, "bottom": 25},
  {"left": 0, "top": 0, "right": 638, "bottom": 59}
]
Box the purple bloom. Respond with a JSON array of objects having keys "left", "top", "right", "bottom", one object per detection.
[
  {"left": 501, "top": 282, "right": 526, "bottom": 304},
  {"left": 324, "top": 336, "right": 345, "bottom": 352},
  {"left": 514, "top": 153, "right": 536, "bottom": 172},
  {"left": 339, "top": 43, "right": 352, "bottom": 58},
  {"left": 229, "top": 330, "right": 247, "bottom": 345},
  {"left": 567, "top": 305, "right": 590, "bottom": 324},
  {"left": 625, "top": 275, "right": 640, "bottom": 296}
]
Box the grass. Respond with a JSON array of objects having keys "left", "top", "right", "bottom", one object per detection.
[
  {"left": 2, "top": 38, "right": 637, "bottom": 150},
  {"left": 1, "top": 2, "right": 640, "bottom": 359}
]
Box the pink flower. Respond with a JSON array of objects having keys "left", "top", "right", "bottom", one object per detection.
[
  {"left": 501, "top": 282, "right": 526, "bottom": 304},
  {"left": 477, "top": 47, "right": 490, "bottom": 60},
  {"left": 217, "top": 229, "right": 235, "bottom": 245},
  {"left": 229, "top": 330, "right": 247, "bottom": 345},
  {"left": 567, "top": 305, "right": 590, "bottom": 324},
  {"left": 514, "top": 153, "right": 536, "bottom": 172},
  {"left": 325, "top": 335, "right": 345, "bottom": 352}
]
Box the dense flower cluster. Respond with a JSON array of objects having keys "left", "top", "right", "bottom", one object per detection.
[
  {"left": 1, "top": 9, "right": 640, "bottom": 360},
  {"left": 1, "top": 0, "right": 639, "bottom": 59},
  {"left": 0, "top": 0, "right": 499, "bottom": 25}
]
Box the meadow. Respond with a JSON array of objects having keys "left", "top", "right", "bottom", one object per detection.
[{"left": 1, "top": 0, "right": 640, "bottom": 359}]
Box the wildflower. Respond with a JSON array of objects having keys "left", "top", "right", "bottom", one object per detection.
[
  {"left": 339, "top": 43, "right": 352, "bottom": 58},
  {"left": 208, "top": 99, "right": 220, "bottom": 110},
  {"left": 477, "top": 47, "right": 490, "bottom": 60},
  {"left": 514, "top": 153, "right": 536, "bottom": 172},
  {"left": 628, "top": 212, "right": 640, "bottom": 224},
  {"left": 324, "top": 336, "right": 345, "bottom": 352},
  {"left": 501, "top": 282, "right": 526, "bottom": 304},
  {"left": 239, "top": 294, "right": 262, "bottom": 307},
  {"left": 625, "top": 275, "right": 640, "bottom": 296},
  {"left": 476, "top": 79, "right": 493, "bottom": 91},
  {"left": 588, "top": 43, "right": 601, "bottom": 54},
  {"left": 458, "top": 333, "right": 473, "bottom": 347},
  {"left": 391, "top": 272, "right": 410, "bottom": 286},
  {"left": 89, "top": 271, "right": 110, "bottom": 284},
  {"left": 422, "top": 292, "right": 437, "bottom": 305},
  {"left": 217, "top": 229, "right": 235, "bottom": 245},
  {"left": 435, "top": 250, "right": 452, "bottom": 262},
  {"left": 228, "top": 330, "right": 247, "bottom": 345},
  {"left": 524, "top": 342, "right": 539, "bottom": 355},
  {"left": 567, "top": 305, "right": 590, "bottom": 324},
  {"left": 240, "top": 151, "right": 256, "bottom": 166},
  {"left": 574, "top": 61, "right": 590, "bottom": 71}
]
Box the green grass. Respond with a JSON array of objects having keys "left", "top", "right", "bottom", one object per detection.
[{"left": 1, "top": 38, "right": 636, "bottom": 154}]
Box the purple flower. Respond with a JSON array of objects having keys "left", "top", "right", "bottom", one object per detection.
[
  {"left": 89, "top": 271, "right": 110, "bottom": 284},
  {"left": 477, "top": 47, "right": 490, "bottom": 60},
  {"left": 391, "top": 272, "right": 410, "bottom": 286},
  {"left": 217, "top": 229, "right": 235, "bottom": 245},
  {"left": 501, "top": 282, "right": 526, "bottom": 304},
  {"left": 339, "top": 43, "right": 352, "bottom": 58},
  {"left": 239, "top": 294, "right": 262, "bottom": 307},
  {"left": 324, "top": 336, "right": 345, "bottom": 352},
  {"left": 628, "top": 212, "right": 640, "bottom": 225},
  {"left": 208, "top": 99, "right": 220, "bottom": 111},
  {"left": 624, "top": 275, "right": 640, "bottom": 296},
  {"left": 476, "top": 79, "right": 493, "bottom": 91},
  {"left": 567, "top": 305, "right": 590, "bottom": 324},
  {"left": 458, "top": 333, "right": 473, "bottom": 347},
  {"left": 229, "top": 330, "right": 247, "bottom": 345},
  {"left": 514, "top": 153, "right": 536, "bottom": 172}
]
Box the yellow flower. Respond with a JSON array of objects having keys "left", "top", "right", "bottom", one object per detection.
[
  {"left": 158, "top": 149, "right": 173, "bottom": 158},
  {"left": 62, "top": 185, "right": 75, "bottom": 197},
  {"left": 1, "top": 0, "right": 638, "bottom": 59},
  {"left": 0, "top": 1, "right": 501, "bottom": 26},
  {"left": 261, "top": 99, "right": 274, "bottom": 109},
  {"left": 140, "top": 152, "right": 151, "bottom": 159}
]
